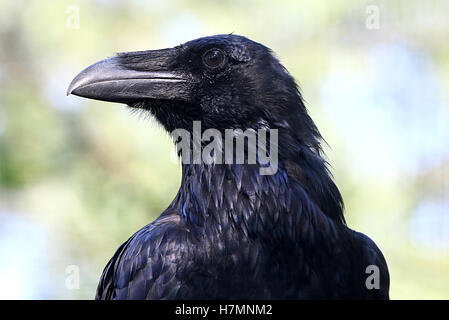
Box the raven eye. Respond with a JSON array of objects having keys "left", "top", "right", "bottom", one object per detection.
[{"left": 202, "top": 49, "right": 226, "bottom": 69}]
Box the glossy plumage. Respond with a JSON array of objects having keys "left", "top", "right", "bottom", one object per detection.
[{"left": 69, "top": 34, "right": 390, "bottom": 299}]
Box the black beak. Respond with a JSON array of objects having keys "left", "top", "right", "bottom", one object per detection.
[{"left": 67, "top": 49, "right": 192, "bottom": 104}]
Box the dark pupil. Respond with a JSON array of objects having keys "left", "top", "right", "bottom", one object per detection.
[{"left": 205, "top": 50, "right": 223, "bottom": 67}]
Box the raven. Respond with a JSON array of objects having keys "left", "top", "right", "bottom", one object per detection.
[{"left": 68, "top": 34, "right": 389, "bottom": 299}]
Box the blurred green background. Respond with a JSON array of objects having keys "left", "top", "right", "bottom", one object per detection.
[{"left": 0, "top": 0, "right": 448, "bottom": 299}]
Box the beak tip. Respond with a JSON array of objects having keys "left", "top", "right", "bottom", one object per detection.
[
  {"left": 66, "top": 78, "right": 76, "bottom": 96},
  {"left": 67, "top": 78, "right": 81, "bottom": 97}
]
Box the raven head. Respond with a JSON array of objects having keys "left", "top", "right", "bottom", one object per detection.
[
  {"left": 68, "top": 34, "right": 344, "bottom": 223},
  {"left": 68, "top": 34, "right": 314, "bottom": 138}
]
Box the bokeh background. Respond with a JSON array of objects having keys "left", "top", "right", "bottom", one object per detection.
[{"left": 0, "top": 0, "right": 448, "bottom": 299}]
